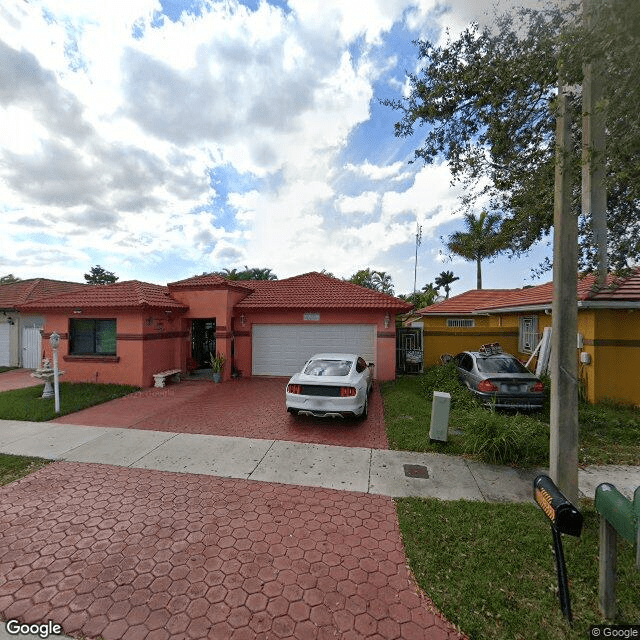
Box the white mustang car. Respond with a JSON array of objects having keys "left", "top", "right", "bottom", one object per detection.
[{"left": 286, "top": 353, "right": 374, "bottom": 419}]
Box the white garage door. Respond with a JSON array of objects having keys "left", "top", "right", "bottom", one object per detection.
[
  {"left": 0, "top": 324, "right": 10, "bottom": 367},
  {"left": 252, "top": 324, "right": 376, "bottom": 376}
]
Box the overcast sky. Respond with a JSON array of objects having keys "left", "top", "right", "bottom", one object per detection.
[{"left": 0, "top": 0, "right": 553, "bottom": 296}]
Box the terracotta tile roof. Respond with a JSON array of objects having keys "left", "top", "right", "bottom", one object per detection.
[
  {"left": 18, "top": 280, "right": 188, "bottom": 312},
  {"left": 0, "top": 279, "right": 87, "bottom": 310},
  {"left": 235, "top": 272, "right": 413, "bottom": 311},
  {"left": 416, "top": 289, "right": 519, "bottom": 315},
  {"left": 418, "top": 267, "right": 640, "bottom": 315},
  {"left": 168, "top": 274, "right": 253, "bottom": 291}
]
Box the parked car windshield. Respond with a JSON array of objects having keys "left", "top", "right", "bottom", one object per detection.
[
  {"left": 304, "top": 359, "right": 353, "bottom": 376},
  {"left": 476, "top": 355, "right": 530, "bottom": 374}
]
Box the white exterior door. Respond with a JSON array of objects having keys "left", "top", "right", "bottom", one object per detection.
[
  {"left": 252, "top": 324, "right": 376, "bottom": 376},
  {"left": 22, "top": 326, "right": 42, "bottom": 369},
  {"left": 0, "top": 324, "right": 9, "bottom": 367}
]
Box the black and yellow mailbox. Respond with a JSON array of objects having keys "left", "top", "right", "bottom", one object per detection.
[
  {"left": 534, "top": 474, "right": 584, "bottom": 536},
  {"left": 533, "top": 475, "right": 583, "bottom": 623}
]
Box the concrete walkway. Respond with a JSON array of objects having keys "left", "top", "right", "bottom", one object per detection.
[{"left": 2, "top": 420, "right": 639, "bottom": 502}]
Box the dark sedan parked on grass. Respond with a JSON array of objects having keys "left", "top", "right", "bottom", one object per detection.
[{"left": 454, "top": 344, "right": 544, "bottom": 410}]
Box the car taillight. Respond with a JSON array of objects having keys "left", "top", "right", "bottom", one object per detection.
[
  {"left": 287, "top": 384, "right": 302, "bottom": 394},
  {"left": 340, "top": 387, "right": 357, "bottom": 397},
  {"left": 532, "top": 381, "right": 544, "bottom": 392},
  {"left": 477, "top": 380, "right": 499, "bottom": 393}
]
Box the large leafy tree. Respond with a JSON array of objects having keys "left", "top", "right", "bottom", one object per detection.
[
  {"left": 349, "top": 269, "right": 394, "bottom": 295},
  {"left": 444, "top": 211, "right": 507, "bottom": 289},
  {"left": 0, "top": 274, "right": 21, "bottom": 284},
  {"left": 383, "top": 0, "right": 640, "bottom": 273},
  {"left": 399, "top": 282, "right": 441, "bottom": 310},
  {"left": 214, "top": 267, "right": 278, "bottom": 281},
  {"left": 84, "top": 265, "right": 118, "bottom": 285}
]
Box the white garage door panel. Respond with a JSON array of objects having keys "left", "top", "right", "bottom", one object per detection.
[
  {"left": 0, "top": 324, "right": 10, "bottom": 367},
  {"left": 252, "top": 324, "right": 375, "bottom": 376}
]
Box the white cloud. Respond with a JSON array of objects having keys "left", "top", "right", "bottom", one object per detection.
[
  {"left": 381, "top": 162, "right": 465, "bottom": 230},
  {"left": 344, "top": 160, "right": 408, "bottom": 181},
  {"left": 0, "top": 0, "right": 547, "bottom": 294},
  {"left": 337, "top": 191, "right": 379, "bottom": 215}
]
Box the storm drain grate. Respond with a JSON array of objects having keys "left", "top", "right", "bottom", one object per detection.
[{"left": 403, "top": 464, "right": 429, "bottom": 479}]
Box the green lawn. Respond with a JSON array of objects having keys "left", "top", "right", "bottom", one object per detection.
[
  {"left": 397, "top": 498, "right": 639, "bottom": 640},
  {"left": 0, "top": 367, "right": 18, "bottom": 374},
  {"left": 381, "top": 364, "right": 640, "bottom": 466},
  {"left": 0, "top": 382, "right": 139, "bottom": 422},
  {"left": 0, "top": 453, "right": 50, "bottom": 486}
]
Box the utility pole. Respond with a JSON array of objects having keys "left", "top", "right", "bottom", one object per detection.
[
  {"left": 550, "top": 78, "right": 579, "bottom": 505},
  {"left": 582, "top": 0, "right": 607, "bottom": 286},
  {"left": 413, "top": 222, "right": 422, "bottom": 295}
]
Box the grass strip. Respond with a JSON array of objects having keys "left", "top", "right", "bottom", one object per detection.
[
  {"left": 397, "top": 498, "right": 639, "bottom": 640},
  {"left": 0, "top": 382, "right": 139, "bottom": 421},
  {"left": 382, "top": 368, "right": 640, "bottom": 466},
  {"left": 0, "top": 453, "right": 50, "bottom": 486}
]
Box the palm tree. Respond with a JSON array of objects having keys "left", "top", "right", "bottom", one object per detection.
[
  {"left": 444, "top": 211, "right": 506, "bottom": 289},
  {"left": 349, "top": 268, "right": 394, "bottom": 295},
  {"left": 435, "top": 270, "right": 459, "bottom": 299}
]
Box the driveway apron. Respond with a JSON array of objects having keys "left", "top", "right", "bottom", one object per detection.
[
  {"left": 50, "top": 378, "right": 389, "bottom": 450},
  {"left": 0, "top": 462, "right": 464, "bottom": 640}
]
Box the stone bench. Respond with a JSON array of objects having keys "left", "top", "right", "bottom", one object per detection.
[{"left": 153, "top": 369, "right": 182, "bottom": 388}]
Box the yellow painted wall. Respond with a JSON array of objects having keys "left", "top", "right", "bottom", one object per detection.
[
  {"left": 420, "top": 308, "right": 640, "bottom": 406},
  {"left": 586, "top": 308, "right": 640, "bottom": 406},
  {"left": 421, "top": 315, "right": 518, "bottom": 366}
]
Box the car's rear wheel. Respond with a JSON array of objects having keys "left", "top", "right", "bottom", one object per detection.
[{"left": 360, "top": 396, "right": 368, "bottom": 420}]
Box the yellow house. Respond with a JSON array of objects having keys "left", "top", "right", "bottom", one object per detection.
[{"left": 410, "top": 269, "right": 640, "bottom": 406}]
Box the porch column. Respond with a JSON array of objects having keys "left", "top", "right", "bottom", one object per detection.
[{"left": 215, "top": 327, "right": 233, "bottom": 381}]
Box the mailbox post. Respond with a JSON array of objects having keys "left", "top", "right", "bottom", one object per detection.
[
  {"left": 594, "top": 483, "right": 640, "bottom": 619},
  {"left": 533, "top": 475, "right": 583, "bottom": 623}
]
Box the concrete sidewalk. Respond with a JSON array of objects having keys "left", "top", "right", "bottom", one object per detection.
[{"left": 2, "top": 420, "right": 639, "bottom": 502}]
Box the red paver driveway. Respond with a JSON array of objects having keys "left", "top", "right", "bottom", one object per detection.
[
  {"left": 0, "top": 463, "right": 464, "bottom": 640},
  {"left": 0, "top": 369, "right": 42, "bottom": 392},
  {"left": 51, "top": 378, "right": 388, "bottom": 450}
]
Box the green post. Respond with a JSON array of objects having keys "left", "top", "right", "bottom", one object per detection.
[{"left": 595, "top": 483, "right": 639, "bottom": 619}]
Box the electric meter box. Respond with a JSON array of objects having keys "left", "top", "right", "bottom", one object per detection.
[{"left": 429, "top": 391, "right": 451, "bottom": 442}]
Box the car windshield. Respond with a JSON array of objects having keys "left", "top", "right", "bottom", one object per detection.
[
  {"left": 476, "top": 355, "right": 530, "bottom": 374},
  {"left": 304, "top": 359, "right": 353, "bottom": 376}
]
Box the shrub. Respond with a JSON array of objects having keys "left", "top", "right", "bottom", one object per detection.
[
  {"left": 420, "top": 361, "right": 479, "bottom": 411},
  {"left": 463, "top": 410, "right": 549, "bottom": 466}
]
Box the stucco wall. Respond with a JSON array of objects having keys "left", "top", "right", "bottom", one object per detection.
[
  {"left": 420, "top": 315, "right": 519, "bottom": 366},
  {"left": 583, "top": 308, "right": 640, "bottom": 406},
  {"left": 42, "top": 311, "right": 185, "bottom": 388},
  {"left": 420, "top": 308, "right": 640, "bottom": 407}
]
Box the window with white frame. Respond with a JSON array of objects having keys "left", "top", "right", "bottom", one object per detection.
[
  {"left": 446, "top": 318, "right": 475, "bottom": 328},
  {"left": 519, "top": 316, "right": 539, "bottom": 353}
]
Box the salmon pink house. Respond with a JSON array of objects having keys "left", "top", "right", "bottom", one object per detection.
[{"left": 19, "top": 272, "right": 412, "bottom": 387}]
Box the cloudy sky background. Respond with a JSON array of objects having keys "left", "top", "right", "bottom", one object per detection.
[{"left": 0, "top": 0, "right": 553, "bottom": 297}]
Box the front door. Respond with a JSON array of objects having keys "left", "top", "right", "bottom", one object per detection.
[{"left": 191, "top": 319, "right": 216, "bottom": 367}]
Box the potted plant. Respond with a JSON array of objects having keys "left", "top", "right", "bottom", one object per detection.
[{"left": 210, "top": 352, "right": 225, "bottom": 383}]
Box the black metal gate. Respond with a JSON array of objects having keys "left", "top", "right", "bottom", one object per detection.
[
  {"left": 396, "top": 327, "right": 423, "bottom": 374},
  {"left": 191, "top": 319, "right": 216, "bottom": 367}
]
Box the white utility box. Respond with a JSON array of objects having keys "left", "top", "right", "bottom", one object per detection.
[{"left": 429, "top": 391, "right": 451, "bottom": 442}]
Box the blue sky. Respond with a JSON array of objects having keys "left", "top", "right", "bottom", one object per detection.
[{"left": 0, "top": 0, "right": 553, "bottom": 297}]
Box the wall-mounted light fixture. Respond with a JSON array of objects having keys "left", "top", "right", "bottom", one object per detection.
[
  {"left": 240, "top": 314, "right": 246, "bottom": 327},
  {"left": 73, "top": 309, "right": 83, "bottom": 314},
  {"left": 384, "top": 312, "right": 390, "bottom": 329}
]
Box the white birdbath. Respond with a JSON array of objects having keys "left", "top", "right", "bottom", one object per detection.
[{"left": 31, "top": 358, "right": 64, "bottom": 399}]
